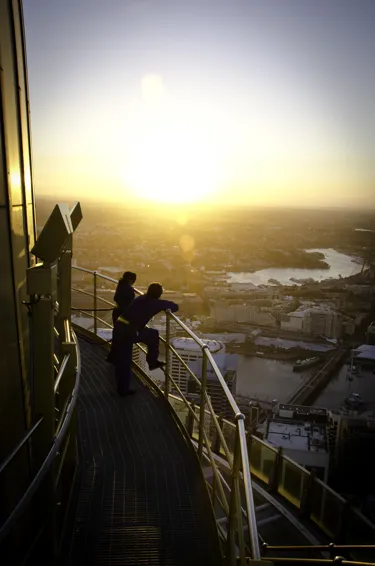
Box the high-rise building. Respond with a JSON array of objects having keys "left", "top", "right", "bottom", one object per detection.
[
  {"left": 303, "top": 308, "right": 342, "bottom": 339},
  {"left": 169, "top": 338, "right": 238, "bottom": 419},
  {"left": 169, "top": 338, "right": 225, "bottom": 394},
  {"left": 189, "top": 354, "right": 238, "bottom": 419}
]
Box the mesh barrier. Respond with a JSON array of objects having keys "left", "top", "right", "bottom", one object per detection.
[
  {"left": 168, "top": 396, "right": 190, "bottom": 429},
  {"left": 220, "top": 420, "right": 236, "bottom": 459},
  {"left": 248, "top": 437, "right": 278, "bottom": 486},
  {"left": 310, "top": 477, "right": 346, "bottom": 538},
  {"left": 277, "top": 455, "right": 309, "bottom": 508}
]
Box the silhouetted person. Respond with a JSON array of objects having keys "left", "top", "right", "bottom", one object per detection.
[
  {"left": 110, "top": 283, "right": 178, "bottom": 396},
  {"left": 112, "top": 271, "right": 137, "bottom": 324}
]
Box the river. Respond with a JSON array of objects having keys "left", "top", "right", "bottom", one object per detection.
[{"left": 228, "top": 248, "right": 361, "bottom": 286}]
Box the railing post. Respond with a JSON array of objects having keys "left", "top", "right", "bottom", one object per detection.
[
  {"left": 186, "top": 401, "right": 195, "bottom": 437},
  {"left": 59, "top": 341, "right": 78, "bottom": 465},
  {"left": 56, "top": 234, "right": 72, "bottom": 346},
  {"left": 164, "top": 312, "right": 171, "bottom": 399},
  {"left": 238, "top": 418, "right": 260, "bottom": 561},
  {"left": 93, "top": 271, "right": 97, "bottom": 336},
  {"left": 55, "top": 340, "right": 78, "bottom": 526},
  {"left": 226, "top": 425, "right": 242, "bottom": 566},
  {"left": 213, "top": 415, "right": 224, "bottom": 454},
  {"left": 269, "top": 446, "right": 283, "bottom": 492},
  {"left": 300, "top": 469, "right": 315, "bottom": 518},
  {"left": 198, "top": 347, "right": 208, "bottom": 460},
  {"left": 212, "top": 472, "right": 217, "bottom": 509}
]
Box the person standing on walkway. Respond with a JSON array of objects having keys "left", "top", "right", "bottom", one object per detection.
[
  {"left": 112, "top": 271, "right": 137, "bottom": 325},
  {"left": 110, "top": 283, "right": 178, "bottom": 396}
]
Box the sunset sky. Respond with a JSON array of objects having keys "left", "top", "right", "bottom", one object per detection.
[{"left": 24, "top": 0, "right": 375, "bottom": 208}]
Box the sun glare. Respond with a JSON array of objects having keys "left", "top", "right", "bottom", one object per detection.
[
  {"left": 123, "top": 74, "right": 223, "bottom": 205},
  {"left": 124, "top": 127, "right": 220, "bottom": 204}
]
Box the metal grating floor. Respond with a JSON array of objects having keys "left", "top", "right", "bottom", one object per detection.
[{"left": 63, "top": 335, "right": 222, "bottom": 565}]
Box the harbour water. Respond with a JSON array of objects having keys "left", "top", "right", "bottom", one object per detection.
[
  {"left": 314, "top": 363, "right": 375, "bottom": 410},
  {"left": 235, "top": 355, "right": 312, "bottom": 403},
  {"left": 236, "top": 355, "right": 375, "bottom": 411},
  {"left": 228, "top": 248, "right": 361, "bottom": 286}
]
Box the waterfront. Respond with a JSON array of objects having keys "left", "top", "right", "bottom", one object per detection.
[
  {"left": 314, "top": 363, "right": 375, "bottom": 410},
  {"left": 228, "top": 248, "right": 361, "bottom": 286},
  {"left": 235, "top": 355, "right": 312, "bottom": 403}
]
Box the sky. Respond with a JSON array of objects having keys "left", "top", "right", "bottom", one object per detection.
[{"left": 23, "top": 0, "right": 375, "bottom": 209}]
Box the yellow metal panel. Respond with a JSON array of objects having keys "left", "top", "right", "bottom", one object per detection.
[
  {"left": 27, "top": 201, "right": 36, "bottom": 253},
  {"left": 11, "top": 204, "right": 30, "bottom": 369},
  {"left": 0, "top": 71, "right": 7, "bottom": 205},
  {"left": 12, "top": 0, "right": 33, "bottom": 205},
  {"left": 0, "top": 207, "right": 28, "bottom": 459},
  {"left": 0, "top": 0, "right": 33, "bottom": 540},
  {"left": 0, "top": 0, "right": 23, "bottom": 206}
]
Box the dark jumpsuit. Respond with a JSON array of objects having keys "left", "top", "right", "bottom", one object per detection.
[
  {"left": 112, "top": 280, "right": 135, "bottom": 325},
  {"left": 112, "top": 295, "right": 178, "bottom": 395}
]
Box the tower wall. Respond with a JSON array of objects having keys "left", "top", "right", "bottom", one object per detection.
[{"left": 0, "top": 0, "right": 36, "bottom": 520}]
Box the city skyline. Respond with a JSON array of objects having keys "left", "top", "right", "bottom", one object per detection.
[{"left": 24, "top": 0, "right": 375, "bottom": 209}]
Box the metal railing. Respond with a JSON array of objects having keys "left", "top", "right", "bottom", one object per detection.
[
  {"left": 71, "top": 267, "right": 375, "bottom": 564},
  {"left": 72, "top": 266, "right": 260, "bottom": 563},
  {"left": 0, "top": 324, "right": 80, "bottom": 549}
]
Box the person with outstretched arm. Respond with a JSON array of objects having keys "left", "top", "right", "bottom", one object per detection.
[
  {"left": 112, "top": 271, "right": 137, "bottom": 325},
  {"left": 110, "top": 283, "right": 178, "bottom": 396}
]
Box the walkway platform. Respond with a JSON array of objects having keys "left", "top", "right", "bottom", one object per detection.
[{"left": 63, "top": 335, "right": 222, "bottom": 565}]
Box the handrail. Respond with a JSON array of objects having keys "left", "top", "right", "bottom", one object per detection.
[
  {"left": 71, "top": 286, "right": 115, "bottom": 309},
  {"left": 263, "top": 560, "right": 375, "bottom": 566},
  {"left": 0, "top": 329, "right": 81, "bottom": 545},
  {"left": 238, "top": 417, "right": 260, "bottom": 560},
  {"left": 70, "top": 266, "right": 375, "bottom": 562},
  {"left": 0, "top": 416, "right": 44, "bottom": 476},
  {"left": 71, "top": 265, "right": 261, "bottom": 561},
  {"left": 264, "top": 545, "right": 375, "bottom": 552},
  {"left": 54, "top": 353, "right": 71, "bottom": 394},
  {"left": 72, "top": 269, "right": 243, "bottom": 419},
  {"left": 167, "top": 309, "right": 207, "bottom": 348}
]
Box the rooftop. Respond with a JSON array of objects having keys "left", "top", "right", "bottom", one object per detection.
[
  {"left": 288, "top": 311, "right": 306, "bottom": 318},
  {"left": 354, "top": 344, "right": 375, "bottom": 361},
  {"left": 189, "top": 353, "right": 239, "bottom": 378},
  {"left": 279, "top": 404, "right": 329, "bottom": 418},
  {"left": 267, "top": 419, "right": 327, "bottom": 453},
  {"left": 253, "top": 336, "right": 335, "bottom": 352},
  {"left": 171, "top": 337, "right": 224, "bottom": 353}
]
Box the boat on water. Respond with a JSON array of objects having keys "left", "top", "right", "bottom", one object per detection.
[
  {"left": 293, "top": 356, "right": 320, "bottom": 371},
  {"left": 344, "top": 392, "right": 363, "bottom": 409}
]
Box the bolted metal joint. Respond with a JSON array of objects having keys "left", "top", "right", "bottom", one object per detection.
[{"left": 235, "top": 412, "right": 245, "bottom": 421}]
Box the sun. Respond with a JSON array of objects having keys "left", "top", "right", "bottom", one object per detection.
[
  {"left": 123, "top": 74, "right": 222, "bottom": 205},
  {"left": 124, "top": 126, "right": 219, "bottom": 204}
]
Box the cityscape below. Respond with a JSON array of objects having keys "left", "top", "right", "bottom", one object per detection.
[
  {"left": 37, "top": 197, "right": 375, "bottom": 523},
  {"left": 3, "top": 1, "right": 375, "bottom": 562}
]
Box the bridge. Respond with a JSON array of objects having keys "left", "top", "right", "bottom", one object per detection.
[{"left": 288, "top": 348, "right": 349, "bottom": 405}]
